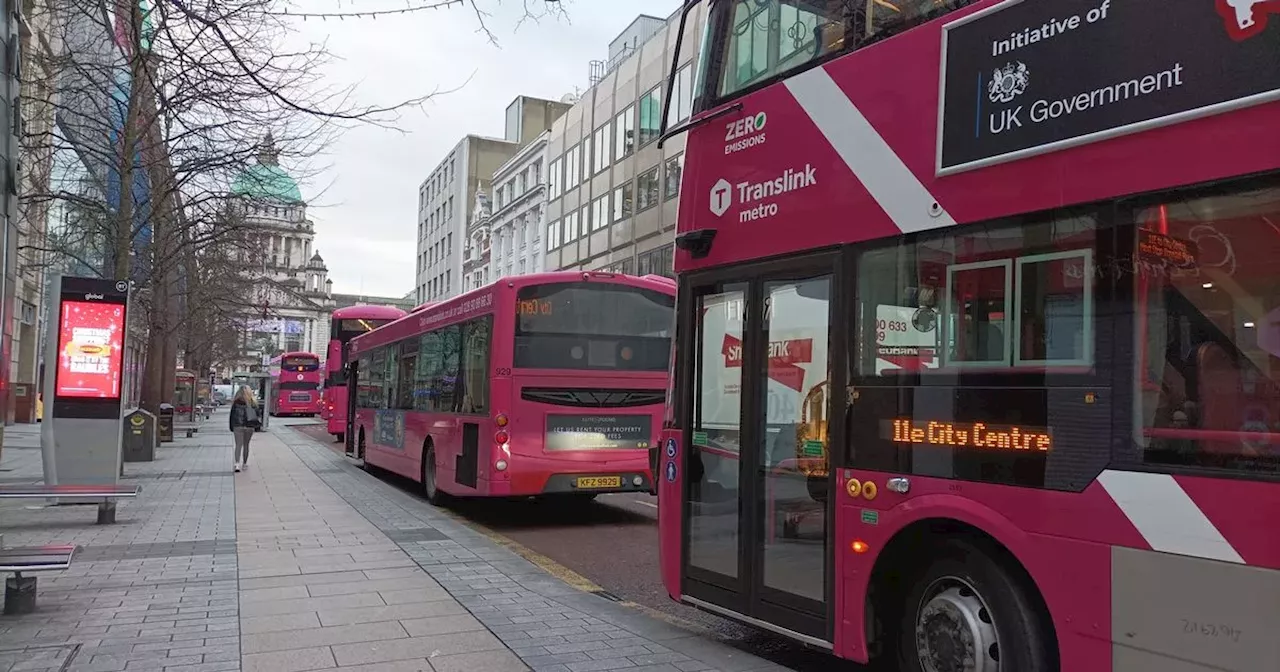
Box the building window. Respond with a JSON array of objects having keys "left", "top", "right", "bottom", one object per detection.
[
  {"left": 638, "top": 87, "right": 662, "bottom": 146},
  {"left": 564, "top": 210, "right": 580, "bottom": 243},
  {"left": 548, "top": 220, "right": 561, "bottom": 251},
  {"left": 592, "top": 195, "right": 609, "bottom": 231},
  {"left": 614, "top": 105, "right": 635, "bottom": 161},
  {"left": 549, "top": 158, "right": 562, "bottom": 199},
  {"left": 637, "top": 244, "right": 674, "bottom": 278},
  {"left": 593, "top": 123, "right": 610, "bottom": 175},
  {"left": 613, "top": 183, "right": 633, "bottom": 222},
  {"left": 531, "top": 160, "right": 542, "bottom": 185},
  {"left": 565, "top": 144, "right": 581, "bottom": 188},
  {"left": 664, "top": 155, "right": 683, "bottom": 200},
  {"left": 637, "top": 167, "right": 660, "bottom": 212},
  {"left": 667, "top": 63, "right": 694, "bottom": 126}
]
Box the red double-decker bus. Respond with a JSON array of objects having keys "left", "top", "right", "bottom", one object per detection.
[
  {"left": 268, "top": 352, "right": 322, "bottom": 416},
  {"left": 656, "top": 1, "right": 1280, "bottom": 671},
  {"left": 325, "top": 305, "right": 407, "bottom": 443},
  {"left": 348, "top": 272, "right": 674, "bottom": 503}
]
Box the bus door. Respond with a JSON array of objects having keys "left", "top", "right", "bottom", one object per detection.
[
  {"left": 345, "top": 359, "right": 359, "bottom": 457},
  {"left": 680, "top": 253, "right": 839, "bottom": 644}
]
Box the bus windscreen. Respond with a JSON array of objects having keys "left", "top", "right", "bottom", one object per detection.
[
  {"left": 337, "top": 318, "right": 394, "bottom": 335},
  {"left": 514, "top": 282, "right": 673, "bottom": 371}
]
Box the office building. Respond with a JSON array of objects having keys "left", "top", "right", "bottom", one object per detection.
[
  {"left": 415, "top": 96, "right": 570, "bottom": 303},
  {"left": 543, "top": 9, "right": 706, "bottom": 277},
  {"left": 485, "top": 130, "right": 552, "bottom": 283}
]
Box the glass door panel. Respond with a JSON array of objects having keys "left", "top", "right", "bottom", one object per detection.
[
  {"left": 757, "top": 275, "right": 831, "bottom": 606},
  {"left": 688, "top": 284, "right": 748, "bottom": 582}
]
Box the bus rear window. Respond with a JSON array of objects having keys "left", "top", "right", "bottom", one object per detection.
[
  {"left": 282, "top": 356, "right": 319, "bottom": 371},
  {"left": 515, "top": 282, "right": 675, "bottom": 371}
]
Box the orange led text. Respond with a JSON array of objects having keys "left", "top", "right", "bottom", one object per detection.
[
  {"left": 889, "top": 419, "right": 1051, "bottom": 452},
  {"left": 516, "top": 299, "right": 553, "bottom": 317}
]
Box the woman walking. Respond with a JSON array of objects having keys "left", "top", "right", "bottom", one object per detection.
[{"left": 229, "top": 386, "right": 260, "bottom": 472}]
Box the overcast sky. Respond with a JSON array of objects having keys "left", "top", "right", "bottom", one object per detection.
[{"left": 289, "top": 0, "right": 677, "bottom": 298}]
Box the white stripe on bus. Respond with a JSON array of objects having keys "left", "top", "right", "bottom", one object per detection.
[
  {"left": 1097, "top": 469, "right": 1243, "bottom": 564},
  {"left": 784, "top": 66, "right": 956, "bottom": 234}
]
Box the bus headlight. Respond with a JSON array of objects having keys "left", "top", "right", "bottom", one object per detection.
[
  {"left": 495, "top": 459, "right": 508, "bottom": 471},
  {"left": 632, "top": 475, "right": 643, "bottom": 486}
]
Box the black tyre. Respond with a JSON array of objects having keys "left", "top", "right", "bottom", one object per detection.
[
  {"left": 422, "top": 443, "right": 447, "bottom": 506},
  {"left": 896, "top": 538, "right": 1056, "bottom": 672}
]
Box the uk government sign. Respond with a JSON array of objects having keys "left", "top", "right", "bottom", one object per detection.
[{"left": 937, "top": 0, "right": 1280, "bottom": 174}]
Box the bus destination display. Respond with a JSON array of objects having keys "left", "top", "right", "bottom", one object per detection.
[
  {"left": 56, "top": 300, "right": 125, "bottom": 398},
  {"left": 886, "top": 419, "right": 1052, "bottom": 451}
]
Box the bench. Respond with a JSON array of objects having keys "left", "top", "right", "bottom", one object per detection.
[
  {"left": 0, "top": 484, "right": 141, "bottom": 524},
  {"left": 0, "top": 544, "right": 76, "bottom": 614}
]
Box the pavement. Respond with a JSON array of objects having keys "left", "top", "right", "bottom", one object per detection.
[{"left": 0, "top": 411, "right": 796, "bottom": 672}]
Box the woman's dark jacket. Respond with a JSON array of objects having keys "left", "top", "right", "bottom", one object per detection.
[{"left": 229, "top": 399, "right": 255, "bottom": 430}]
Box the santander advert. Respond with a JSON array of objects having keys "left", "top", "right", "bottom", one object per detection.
[{"left": 57, "top": 300, "right": 125, "bottom": 398}]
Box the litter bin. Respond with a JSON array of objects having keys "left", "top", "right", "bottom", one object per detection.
[
  {"left": 157, "top": 403, "right": 175, "bottom": 443},
  {"left": 123, "top": 409, "right": 156, "bottom": 461}
]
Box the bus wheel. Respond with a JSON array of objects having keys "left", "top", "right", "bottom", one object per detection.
[
  {"left": 897, "top": 539, "right": 1055, "bottom": 672},
  {"left": 422, "top": 443, "right": 446, "bottom": 506}
]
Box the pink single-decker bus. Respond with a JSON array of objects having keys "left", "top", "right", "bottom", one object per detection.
[
  {"left": 348, "top": 271, "right": 675, "bottom": 502},
  {"left": 268, "top": 351, "right": 322, "bottom": 416},
  {"left": 325, "top": 304, "right": 407, "bottom": 443}
]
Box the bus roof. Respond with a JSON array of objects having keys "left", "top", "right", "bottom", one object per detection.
[
  {"left": 331, "top": 304, "right": 407, "bottom": 320},
  {"left": 350, "top": 271, "right": 675, "bottom": 352}
]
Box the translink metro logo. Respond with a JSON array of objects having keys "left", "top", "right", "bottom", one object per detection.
[
  {"left": 709, "top": 179, "right": 732, "bottom": 216},
  {"left": 708, "top": 165, "right": 818, "bottom": 219}
]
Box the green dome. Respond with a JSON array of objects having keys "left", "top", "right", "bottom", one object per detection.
[
  {"left": 232, "top": 133, "right": 303, "bottom": 203},
  {"left": 232, "top": 163, "right": 302, "bottom": 203}
]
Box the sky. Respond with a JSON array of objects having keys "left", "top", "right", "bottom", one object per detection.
[{"left": 288, "top": 0, "right": 679, "bottom": 298}]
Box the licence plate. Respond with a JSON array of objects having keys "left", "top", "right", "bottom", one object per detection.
[{"left": 576, "top": 476, "right": 622, "bottom": 489}]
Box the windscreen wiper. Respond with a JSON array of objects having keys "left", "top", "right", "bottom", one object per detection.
[{"left": 657, "top": 0, "right": 741, "bottom": 150}]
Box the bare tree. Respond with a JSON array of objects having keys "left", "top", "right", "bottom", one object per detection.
[{"left": 23, "top": 0, "right": 566, "bottom": 413}]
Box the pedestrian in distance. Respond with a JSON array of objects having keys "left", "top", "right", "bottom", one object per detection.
[{"left": 229, "top": 386, "right": 261, "bottom": 472}]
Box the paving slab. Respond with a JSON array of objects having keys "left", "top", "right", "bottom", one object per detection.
[{"left": 0, "top": 412, "right": 797, "bottom": 671}]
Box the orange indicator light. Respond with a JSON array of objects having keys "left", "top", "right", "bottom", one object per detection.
[{"left": 851, "top": 540, "right": 870, "bottom": 554}]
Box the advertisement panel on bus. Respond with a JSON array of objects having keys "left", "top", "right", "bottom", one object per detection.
[{"left": 349, "top": 272, "right": 675, "bottom": 503}]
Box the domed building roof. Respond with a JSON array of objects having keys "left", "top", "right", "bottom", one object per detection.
[{"left": 231, "top": 133, "right": 303, "bottom": 203}]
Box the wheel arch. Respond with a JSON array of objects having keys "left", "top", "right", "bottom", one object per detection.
[{"left": 860, "top": 506, "right": 1060, "bottom": 666}]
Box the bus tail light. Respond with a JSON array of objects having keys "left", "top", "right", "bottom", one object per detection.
[
  {"left": 495, "top": 430, "right": 510, "bottom": 445},
  {"left": 495, "top": 459, "right": 508, "bottom": 471},
  {"left": 495, "top": 413, "right": 509, "bottom": 427}
]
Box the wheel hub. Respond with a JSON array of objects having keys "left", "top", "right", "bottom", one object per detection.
[{"left": 915, "top": 581, "right": 1000, "bottom": 672}]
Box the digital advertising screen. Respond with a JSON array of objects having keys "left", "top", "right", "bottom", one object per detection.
[{"left": 56, "top": 300, "right": 125, "bottom": 399}]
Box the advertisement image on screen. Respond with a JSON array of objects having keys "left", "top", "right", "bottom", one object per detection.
[
  {"left": 545, "top": 414, "right": 651, "bottom": 451},
  {"left": 56, "top": 300, "right": 125, "bottom": 398}
]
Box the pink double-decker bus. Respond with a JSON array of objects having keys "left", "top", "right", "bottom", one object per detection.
[
  {"left": 268, "top": 352, "right": 322, "bottom": 416},
  {"left": 348, "top": 271, "right": 675, "bottom": 503},
  {"left": 325, "top": 304, "right": 407, "bottom": 443},
  {"left": 656, "top": 1, "right": 1280, "bottom": 670}
]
